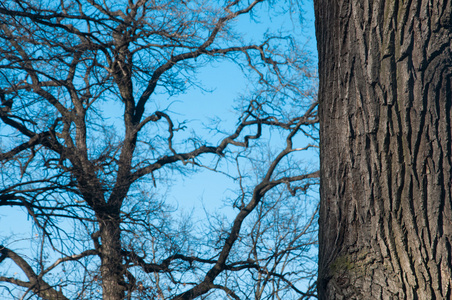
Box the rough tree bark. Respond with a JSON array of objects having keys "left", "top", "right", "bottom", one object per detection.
[{"left": 315, "top": 0, "right": 452, "bottom": 299}]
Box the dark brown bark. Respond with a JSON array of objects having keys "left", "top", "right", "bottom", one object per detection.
[
  {"left": 98, "top": 210, "right": 125, "bottom": 300},
  {"left": 315, "top": 0, "right": 452, "bottom": 299}
]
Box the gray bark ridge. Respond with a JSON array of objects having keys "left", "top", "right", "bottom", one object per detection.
[{"left": 315, "top": 0, "right": 452, "bottom": 299}]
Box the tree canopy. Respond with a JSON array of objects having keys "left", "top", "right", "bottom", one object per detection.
[{"left": 0, "top": 0, "right": 319, "bottom": 299}]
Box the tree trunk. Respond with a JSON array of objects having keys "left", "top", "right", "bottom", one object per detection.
[
  {"left": 98, "top": 211, "right": 125, "bottom": 300},
  {"left": 314, "top": 0, "right": 452, "bottom": 299}
]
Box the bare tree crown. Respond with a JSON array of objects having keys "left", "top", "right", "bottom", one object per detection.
[{"left": 0, "top": 0, "right": 318, "bottom": 299}]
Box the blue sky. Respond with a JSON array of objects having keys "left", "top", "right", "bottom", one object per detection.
[{"left": 162, "top": 0, "right": 318, "bottom": 215}]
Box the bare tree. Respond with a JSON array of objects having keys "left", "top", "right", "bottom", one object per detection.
[{"left": 0, "top": 0, "right": 318, "bottom": 299}]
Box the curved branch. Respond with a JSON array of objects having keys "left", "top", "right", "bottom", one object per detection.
[
  {"left": 41, "top": 249, "right": 98, "bottom": 277},
  {"left": 133, "top": 0, "right": 265, "bottom": 123},
  {"left": 212, "top": 284, "right": 241, "bottom": 300},
  {"left": 132, "top": 115, "right": 263, "bottom": 180},
  {"left": 0, "top": 246, "right": 70, "bottom": 300}
]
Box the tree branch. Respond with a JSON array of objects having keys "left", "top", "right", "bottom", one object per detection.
[{"left": 0, "top": 246, "right": 70, "bottom": 300}]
